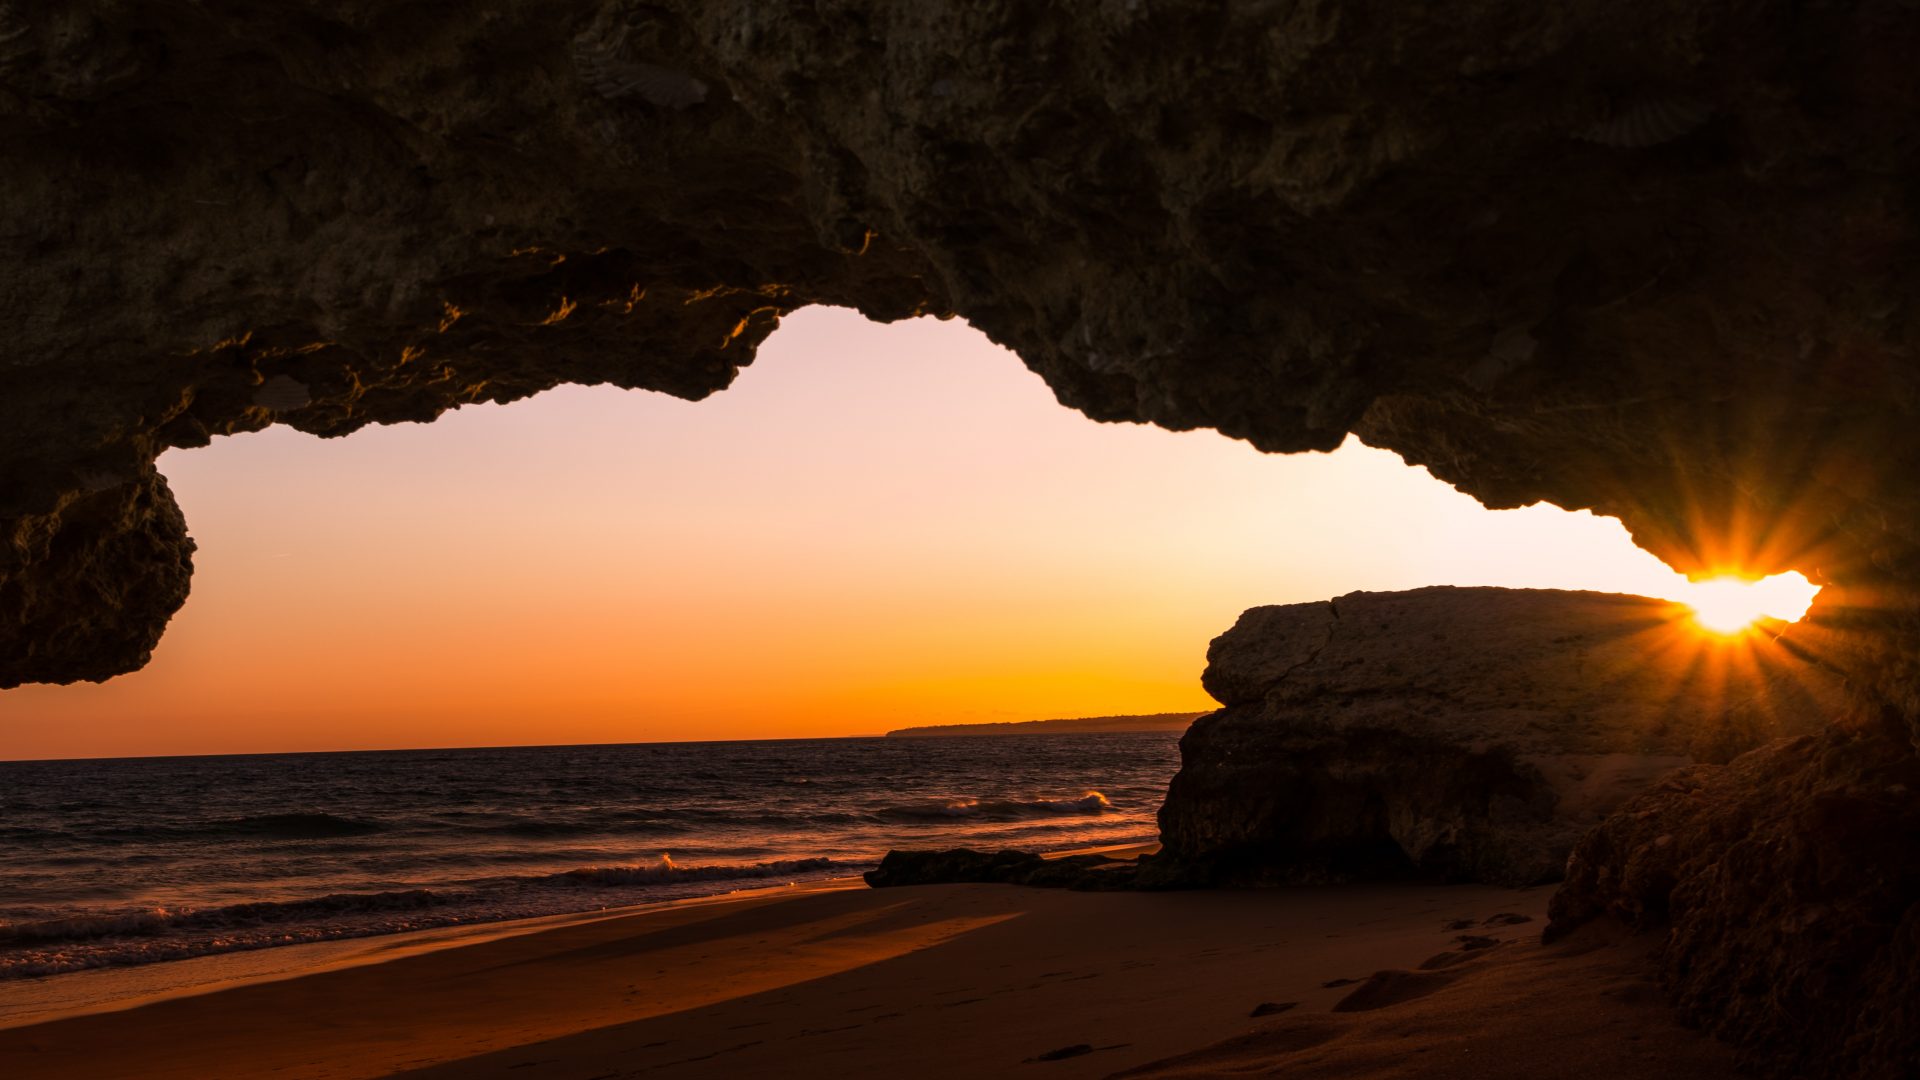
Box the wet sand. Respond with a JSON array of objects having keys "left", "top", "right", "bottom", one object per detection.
[{"left": 0, "top": 876, "right": 1736, "bottom": 1079}]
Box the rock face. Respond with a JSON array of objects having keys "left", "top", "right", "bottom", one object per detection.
[
  {"left": 1547, "top": 723, "right": 1920, "bottom": 1079},
  {"left": 1158, "top": 587, "right": 1841, "bottom": 887},
  {"left": 7, "top": 1, "right": 1920, "bottom": 704},
  {"left": 8, "top": 4, "right": 1920, "bottom": 1073}
]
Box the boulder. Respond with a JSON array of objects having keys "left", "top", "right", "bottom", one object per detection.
[
  {"left": 1157, "top": 586, "right": 1842, "bottom": 887},
  {"left": 1546, "top": 722, "right": 1920, "bottom": 1079}
]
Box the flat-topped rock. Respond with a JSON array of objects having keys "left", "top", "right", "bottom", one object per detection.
[{"left": 1159, "top": 586, "right": 1843, "bottom": 887}]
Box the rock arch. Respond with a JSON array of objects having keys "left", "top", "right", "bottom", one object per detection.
[{"left": 6, "top": 5, "right": 1920, "bottom": 1072}]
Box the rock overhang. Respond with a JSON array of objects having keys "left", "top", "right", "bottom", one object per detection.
[{"left": 5, "top": 0, "right": 1920, "bottom": 716}]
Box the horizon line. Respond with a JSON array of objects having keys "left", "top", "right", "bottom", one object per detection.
[{"left": 0, "top": 721, "right": 1197, "bottom": 765}]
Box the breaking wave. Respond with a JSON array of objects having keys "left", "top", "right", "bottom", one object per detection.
[
  {"left": 874, "top": 791, "right": 1113, "bottom": 822},
  {"left": 0, "top": 889, "right": 446, "bottom": 947},
  {"left": 0, "top": 733, "right": 1181, "bottom": 982},
  {"left": 543, "top": 855, "right": 837, "bottom": 887},
  {"left": 0, "top": 856, "right": 844, "bottom": 955}
]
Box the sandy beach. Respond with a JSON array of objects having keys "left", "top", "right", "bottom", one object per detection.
[{"left": 0, "top": 868, "right": 1736, "bottom": 1080}]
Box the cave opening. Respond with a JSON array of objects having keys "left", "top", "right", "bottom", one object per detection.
[
  {"left": 0, "top": 307, "right": 1825, "bottom": 760},
  {"left": 5, "top": 2, "right": 1920, "bottom": 1072}
]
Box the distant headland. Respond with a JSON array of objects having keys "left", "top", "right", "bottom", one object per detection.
[{"left": 883, "top": 712, "right": 1204, "bottom": 738}]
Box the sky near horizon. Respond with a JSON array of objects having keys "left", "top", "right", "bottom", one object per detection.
[{"left": 0, "top": 308, "right": 1800, "bottom": 760}]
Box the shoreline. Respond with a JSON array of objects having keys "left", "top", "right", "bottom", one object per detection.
[
  {"left": 0, "top": 841, "right": 1160, "bottom": 1031},
  {"left": 0, "top": 873, "right": 1739, "bottom": 1079},
  {"left": 0, "top": 878, "right": 868, "bottom": 1031},
  {"left": 1, "top": 735, "right": 1176, "bottom": 995}
]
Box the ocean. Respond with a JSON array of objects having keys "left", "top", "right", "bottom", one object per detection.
[{"left": 0, "top": 733, "right": 1181, "bottom": 980}]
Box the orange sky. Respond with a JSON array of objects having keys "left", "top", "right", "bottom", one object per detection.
[{"left": 0, "top": 308, "right": 1813, "bottom": 759}]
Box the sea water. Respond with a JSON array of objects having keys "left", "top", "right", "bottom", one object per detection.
[{"left": 0, "top": 733, "right": 1180, "bottom": 979}]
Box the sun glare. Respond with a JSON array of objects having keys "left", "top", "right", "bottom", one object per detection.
[{"left": 1682, "top": 572, "right": 1821, "bottom": 634}]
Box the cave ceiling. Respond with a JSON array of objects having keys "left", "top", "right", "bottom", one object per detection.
[{"left": 4, "top": 0, "right": 1919, "bottom": 697}]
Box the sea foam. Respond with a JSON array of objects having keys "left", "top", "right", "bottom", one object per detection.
[
  {"left": 874, "top": 790, "right": 1113, "bottom": 822},
  {"left": 0, "top": 734, "right": 1179, "bottom": 981}
]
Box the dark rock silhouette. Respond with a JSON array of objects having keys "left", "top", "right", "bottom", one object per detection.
[
  {"left": 863, "top": 848, "right": 1144, "bottom": 890},
  {"left": 1547, "top": 722, "right": 1920, "bottom": 1079},
  {"left": 1156, "top": 587, "right": 1841, "bottom": 887},
  {"left": 7, "top": 2, "right": 1920, "bottom": 705},
  {"left": 8, "top": 4, "right": 1920, "bottom": 1076}
]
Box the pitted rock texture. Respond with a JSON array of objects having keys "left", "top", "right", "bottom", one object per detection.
[
  {"left": 7, "top": 1, "right": 1920, "bottom": 701},
  {"left": 2, "top": 466, "right": 194, "bottom": 686},
  {"left": 0, "top": 0, "right": 944, "bottom": 686},
  {"left": 1546, "top": 723, "right": 1920, "bottom": 1080},
  {"left": 1157, "top": 587, "right": 1842, "bottom": 887}
]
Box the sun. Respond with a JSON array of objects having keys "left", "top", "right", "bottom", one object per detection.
[{"left": 1682, "top": 572, "right": 1821, "bottom": 634}]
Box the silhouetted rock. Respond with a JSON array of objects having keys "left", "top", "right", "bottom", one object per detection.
[
  {"left": 863, "top": 848, "right": 1142, "bottom": 890},
  {"left": 1547, "top": 723, "right": 1920, "bottom": 1079},
  {"left": 1158, "top": 587, "right": 1841, "bottom": 887},
  {"left": 8, "top": 6, "right": 1920, "bottom": 1074},
  {"left": 9, "top": 3, "right": 1920, "bottom": 713}
]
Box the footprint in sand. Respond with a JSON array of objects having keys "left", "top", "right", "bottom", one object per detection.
[
  {"left": 1331, "top": 969, "right": 1464, "bottom": 1013},
  {"left": 1422, "top": 933, "right": 1507, "bottom": 967},
  {"left": 1024, "top": 1043, "right": 1129, "bottom": 1064}
]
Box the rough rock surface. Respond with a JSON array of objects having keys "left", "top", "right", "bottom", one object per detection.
[
  {"left": 8, "top": 4, "right": 1920, "bottom": 1074},
  {"left": 7, "top": 1, "right": 1920, "bottom": 704},
  {"left": 1158, "top": 587, "right": 1841, "bottom": 887},
  {"left": 1547, "top": 722, "right": 1920, "bottom": 1079}
]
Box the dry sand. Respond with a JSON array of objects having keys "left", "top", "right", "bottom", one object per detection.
[{"left": 0, "top": 876, "right": 1736, "bottom": 1079}]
